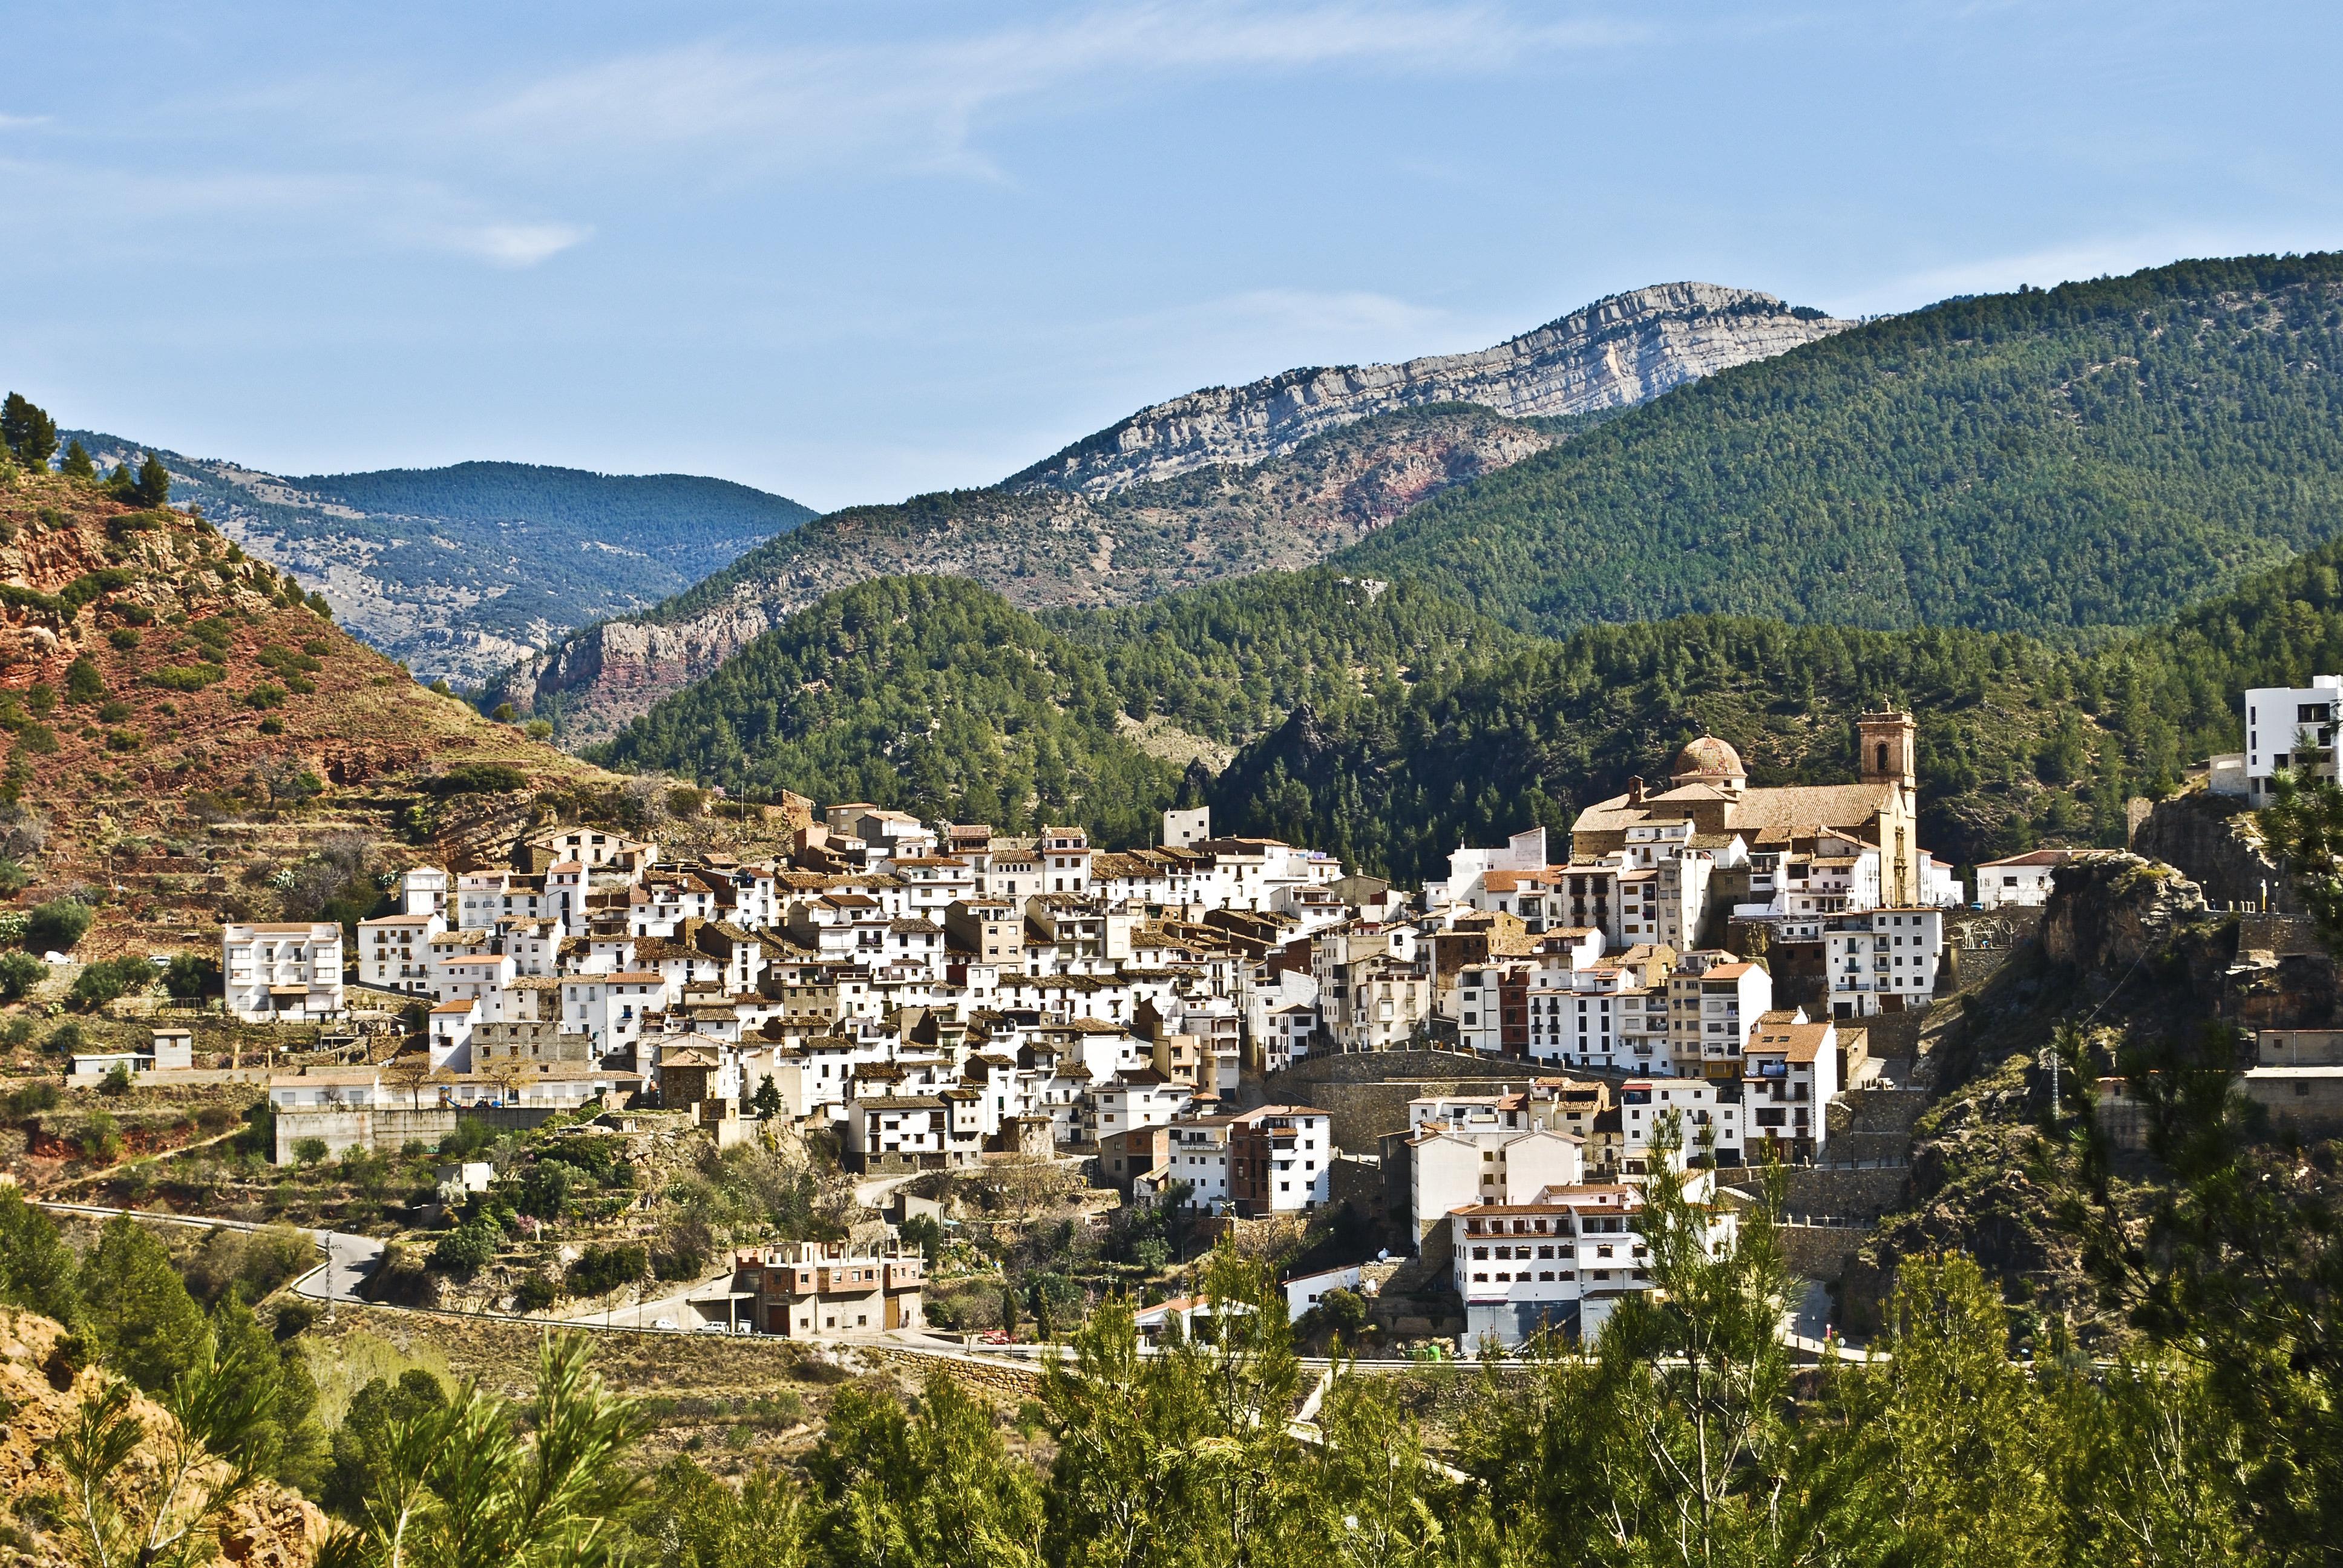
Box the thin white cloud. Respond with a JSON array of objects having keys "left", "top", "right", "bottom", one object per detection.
[
  {"left": 470, "top": 3, "right": 1643, "bottom": 175},
  {"left": 1835, "top": 227, "right": 2343, "bottom": 316},
  {"left": 0, "top": 112, "right": 50, "bottom": 129},
  {"left": 0, "top": 154, "right": 589, "bottom": 271},
  {"left": 449, "top": 221, "right": 592, "bottom": 268}
]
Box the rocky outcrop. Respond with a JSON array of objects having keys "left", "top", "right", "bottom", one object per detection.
[
  {"left": 2129, "top": 787, "right": 2298, "bottom": 913},
  {"left": 1006, "top": 283, "right": 1851, "bottom": 496},
  {"left": 2039, "top": 852, "right": 2214, "bottom": 981},
  {"left": 0, "top": 1308, "right": 326, "bottom": 1568}
]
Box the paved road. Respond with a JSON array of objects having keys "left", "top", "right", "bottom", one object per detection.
[{"left": 34, "top": 1200, "right": 384, "bottom": 1304}]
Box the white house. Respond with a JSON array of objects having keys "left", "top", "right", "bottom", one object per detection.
[
  {"left": 1975, "top": 849, "right": 2075, "bottom": 910},
  {"left": 1450, "top": 1174, "right": 1735, "bottom": 1347},
  {"left": 358, "top": 911, "right": 443, "bottom": 994}
]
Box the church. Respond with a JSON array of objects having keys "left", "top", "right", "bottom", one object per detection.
[{"left": 1568, "top": 709, "right": 1925, "bottom": 907}]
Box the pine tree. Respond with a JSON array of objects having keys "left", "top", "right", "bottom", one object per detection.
[
  {"left": 0, "top": 392, "right": 57, "bottom": 468},
  {"left": 61, "top": 439, "right": 96, "bottom": 480},
  {"left": 134, "top": 452, "right": 171, "bottom": 507},
  {"left": 78, "top": 1214, "right": 209, "bottom": 1393}
]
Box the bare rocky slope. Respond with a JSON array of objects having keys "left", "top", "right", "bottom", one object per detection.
[{"left": 1005, "top": 282, "right": 1851, "bottom": 496}]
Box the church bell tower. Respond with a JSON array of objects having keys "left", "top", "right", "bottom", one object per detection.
[{"left": 1859, "top": 707, "right": 1919, "bottom": 904}]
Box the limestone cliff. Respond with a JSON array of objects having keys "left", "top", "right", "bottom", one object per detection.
[{"left": 1005, "top": 283, "right": 1851, "bottom": 497}]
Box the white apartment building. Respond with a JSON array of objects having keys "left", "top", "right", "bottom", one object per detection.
[
  {"left": 224, "top": 923, "right": 345, "bottom": 1021},
  {"left": 1742, "top": 1016, "right": 1840, "bottom": 1161},
  {"left": 1451, "top": 1174, "right": 1735, "bottom": 1347},
  {"left": 1824, "top": 907, "right": 1943, "bottom": 1018},
  {"left": 396, "top": 866, "right": 449, "bottom": 918},
  {"left": 358, "top": 910, "right": 444, "bottom": 994},
  {"left": 1976, "top": 849, "right": 2075, "bottom": 910},
  {"left": 1604, "top": 1079, "right": 1745, "bottom": 1172},
  {"left": 1164, "top": 1105, "right": 1333, "bottom": 1216},
  {"left": 560, "top": 971, "right": 669, "bottom": 1068},
  {"left": 1405, "top": 1097, "right": 1587, "bottom": 1243},
  {"left": 1667, "top": 953, "right": 1773, "bottom": 1079}
]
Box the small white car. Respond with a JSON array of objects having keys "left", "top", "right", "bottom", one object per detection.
[
  {"left": 651, "top": 1317, "right": 678, "bottom": 1331},
  {"left": 696, "top": 1321, "right": 729, "bottom": 1333}
]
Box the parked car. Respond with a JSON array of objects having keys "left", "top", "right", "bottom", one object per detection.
[{"left": 696, "top": 1321, "right": 729, "bottom": 1333}]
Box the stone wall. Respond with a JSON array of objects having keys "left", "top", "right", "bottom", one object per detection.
[
  {"left": 1778, "top": 1222, "right": 1870, "bottom": 1282},
  {"left": 274, "top": 1106, "right": 457, "bottom": 1163},
  {"left": 856, "top": 1345, "right": 1041, "bottom": 1398},
  {"left": 1716, "top": 1163, "right": 1911, "bottom": 1218},
  {"left": 1262, "top": 1050, "right": 1546, "bottom": 1151}
]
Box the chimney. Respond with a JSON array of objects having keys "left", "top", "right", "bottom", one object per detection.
[{"left": 1627, "top": 776, "right": 1645, "bottom": 804}]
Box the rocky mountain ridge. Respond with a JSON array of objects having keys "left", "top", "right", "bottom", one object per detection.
[
  {"left": 1005, "top": 282, "right": 1852, "bottom": 496},
  {"left": 497, "top": 405, "right": 1570, "bottom": 742},
  {"left": 63, "top": 435, "right": 813, "bottom": 688}
]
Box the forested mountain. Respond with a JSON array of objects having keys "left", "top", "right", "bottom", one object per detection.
[
  {"left": 589, "top": 577, "right": 1183, "bottom": 847},
  {"left": 503, "top": 406, "right": 1583, "bottom": 741},
  {"left": 1211, "top": 534, "right": 2343, "bottom": 879},
  {"left": 597, "top": 527, "right": 2343, "bottom": 872},
  {"left": 1006, "top": 282, "right": 1847, "bottom": 495},
  {"left": 64, "top": 433, "right": 813, "bottom": 687},
  {"left": 1340, "top": 253, "right": 2343, "bottom": 639}
]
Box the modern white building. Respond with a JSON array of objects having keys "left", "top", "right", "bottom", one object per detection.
[
  {"left": 2241, "top": 676, "right": 2343, "bottom": 800},
  {"left": 223, "top": 923, "right": 345, "bottom": 1021},
  {"left": 358, "top": 910, "right": 444, "bottom": 994}
]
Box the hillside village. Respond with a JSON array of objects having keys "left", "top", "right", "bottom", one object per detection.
[{"left": 180, "top": 701, "right": 2028, "bottom": 1350}]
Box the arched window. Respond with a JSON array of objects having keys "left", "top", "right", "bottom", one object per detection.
[{"left": 1876, "top": 742, "right": 1890, "bottom": 774}]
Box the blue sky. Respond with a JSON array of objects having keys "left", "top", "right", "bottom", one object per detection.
[{"left": 3, "top": 1, "right": 2339, "bottom": 511}]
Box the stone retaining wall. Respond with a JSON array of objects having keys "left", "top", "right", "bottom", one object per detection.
[
  {"left": 1715, "top": 1163, "right": 1911, "bottom": 1218},
  {"left": 856, "top": 1345, "right": 1041, "bottom": 1397},
  {"left": 1778, "top": 1223, "right": 1870, "bottom": 1282},
  {"left": 1263, "top": 1051, "right": 1550, "bottom": 1150}
]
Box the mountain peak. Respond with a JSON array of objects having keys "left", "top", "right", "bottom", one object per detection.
[{"left": 1004, "top": 282, "right": 1849, "bottom": 497}]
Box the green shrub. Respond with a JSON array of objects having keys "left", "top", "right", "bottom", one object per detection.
[
  {"left": 64, "top": 656, "right": 105, "bottom": 705},
  {"left": 70, "top": 955, "right": 157, "bottom": 1010},
  {"left": 511, "top": 1274, "right": 562, "bottom": 1312},
  {"left": 425, "top": 762, "right": 528, "bottom": 795},
  {"left": 566, "top": 1242, "right": 647, "bottom": 1298},
  {"left": 292, "top": 1136, "right": 328, "bottom": 1166},
  {"left": 428, "top": 1221, "right": 500, "bottom": 1278},
  {"left": 246, "top": 683, "right": 287, "bottom": 711},
  {"left": 1, "top": 1079, "right": 61, "bottom": 1118},
  {"left": 162, "top": 952, "right": 219, "bottom": 1002},
  {"left": 25, "top": 898, "right": 93, "bottom": 952},
  {"left": 0, "top": 950, "right": 42, "bottom": 1000},
  {"left": 107, "top": 627, "right": 142, "bottom": 652}
]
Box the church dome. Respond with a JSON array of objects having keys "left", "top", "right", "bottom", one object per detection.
[{"left": 1670, "top": 734, "right": 1746, "bottom": 785}]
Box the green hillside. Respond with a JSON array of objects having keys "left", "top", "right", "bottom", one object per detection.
[
  {"left": 1210, "top": 535, "right": 2343, "bottom": 880},
  {"left": 589, "top": 577, "right": 1182, "bottom": 846},
  {"left": 1339, "top": 254, "right": 2343, "bottom": 639},
  {"left": 290, "top": 460, "right": 814, "bottom": 581},
  {"left": 1047, "top": 570, "right": 1527, "bottom": 744}
]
